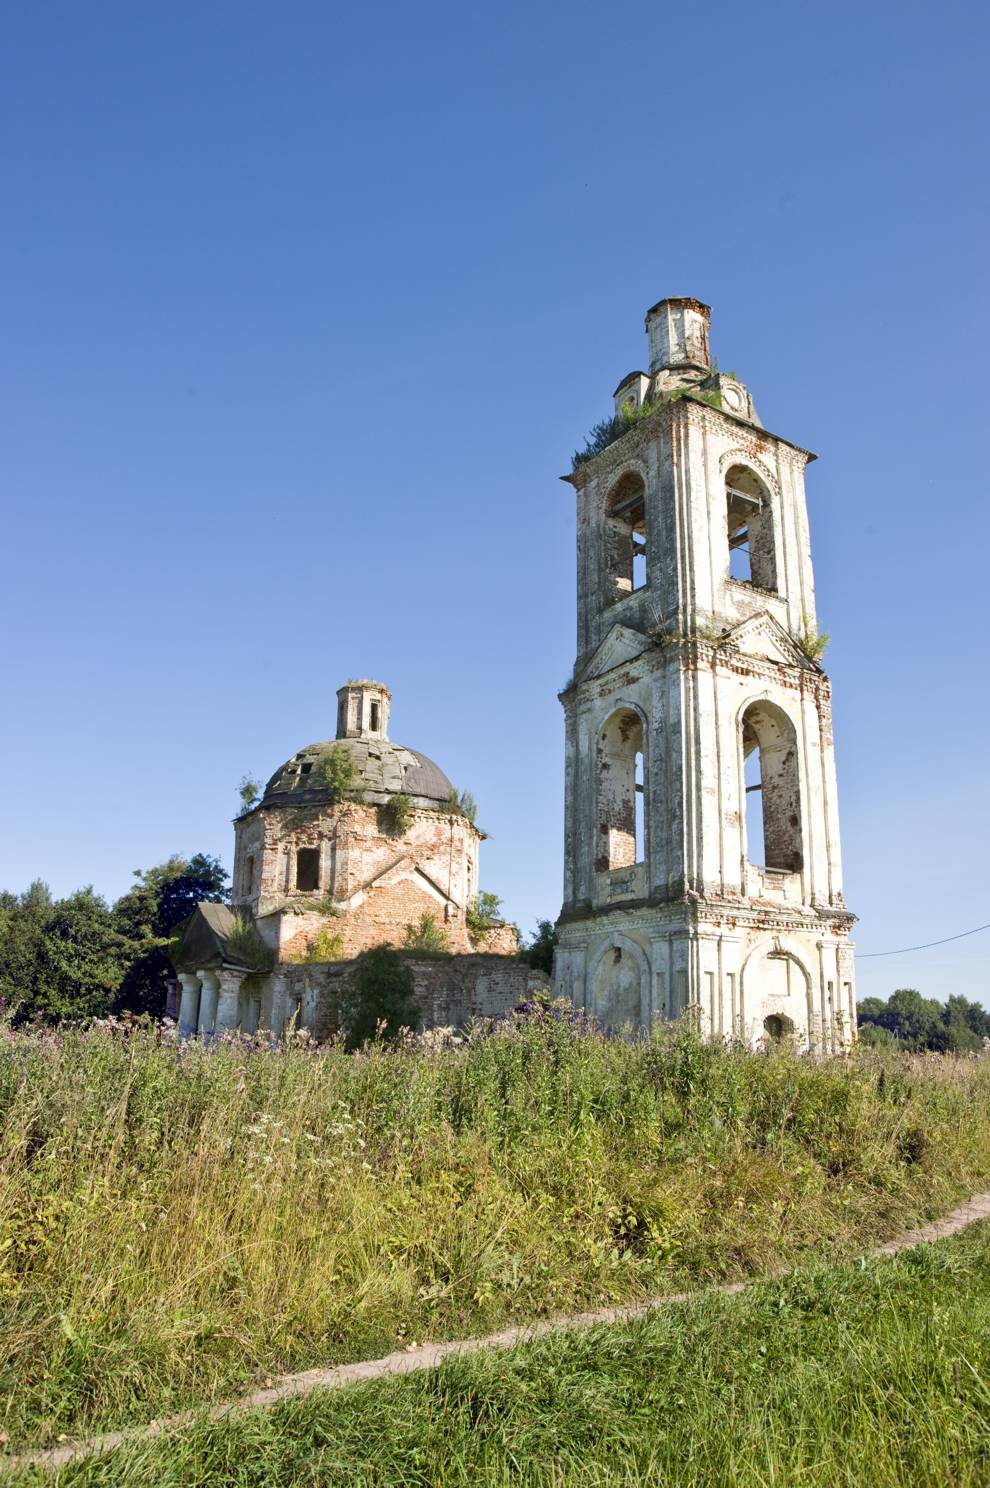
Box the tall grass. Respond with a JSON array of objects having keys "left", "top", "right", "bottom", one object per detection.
[
  {"left": 1, "top": 1016, "right": 989, "bottom": 1448},
  {"left": 20, "top": 1222, "right": 990, "bottom": 1487}
]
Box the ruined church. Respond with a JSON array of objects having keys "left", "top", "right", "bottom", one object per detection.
[
  {"left": 171, "top": 681, "right": 534, "bottom": 1039},
  {"left": 173, "top": 295, "right": 856, "bottom": 1049}
]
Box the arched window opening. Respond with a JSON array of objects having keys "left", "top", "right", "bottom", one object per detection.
[
  {"left": 741, "top": 702, "right": 802, "bottom": 872},
  {"left": 764, "top": 1013, "right": 793, "bottom": 1041},
  {"left": 726, "top": 465, "right": 776, "bottom": 592},
  {"left": 605, "top": 473, "right": 648, "bottom": 603},
  {"left": 596, "top": 709, "right": 646, "bottom": 871}
]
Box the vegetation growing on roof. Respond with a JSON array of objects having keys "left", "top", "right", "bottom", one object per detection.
[
  {"left": 318, "top": 744, "right": 364, "bottom": 803},
  {"left": 381, "top": 793, "right": 415, "bottom": 836},
  {"left": 237, "top": 776, "right": 261, "bottom": 816},
  {"left": 572, "top": 387, "right": 723, "bottom": 470},
  {"left": 445, "top": 788, "right": 478, "bottom": 825},
  {"left": 797, "top": 612, "right": 830, "bottom": 665},
  {"left": 223, "top": 914, "right": 274, "bottom": 972}
]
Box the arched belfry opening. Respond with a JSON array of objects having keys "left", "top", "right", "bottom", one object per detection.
[
  {"left": 596, "top": 708, "right": 645, "bottom": 872},
  {"left": 726, "top": 464, "right": 776, "bottom": 591},
  {"left": 742, "top": 702, "right": 802, "bottom": 873},
  {"left": 604, "top": 472, "right": 647, "bottom": 602}
]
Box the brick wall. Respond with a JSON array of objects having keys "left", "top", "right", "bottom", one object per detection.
[{"left": 275, "top": 954, "right": 550, "bottom": 1041}]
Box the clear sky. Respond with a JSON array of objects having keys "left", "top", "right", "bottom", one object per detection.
[{"left": 2, "top": 0, "right": 988, "bottom": 1002}]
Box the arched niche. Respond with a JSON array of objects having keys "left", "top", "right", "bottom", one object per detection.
[
  {"left": 587, "top": 933, "right": 651, "bottom": 1032},
  {"left": 739, "top": 937, "right": 815, "bottom": 1048}
]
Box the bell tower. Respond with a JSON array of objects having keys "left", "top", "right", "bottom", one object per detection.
[{"left": 554, "top": 297, "right": 856, "bottom": 1049}]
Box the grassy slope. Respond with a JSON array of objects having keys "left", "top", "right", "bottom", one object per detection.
[
  {"left": 2, "top": 1020, "right": 990, "bottom": 1449},
  {"left": 11, "top": 1221, "right": 990, "bottom": 1487}
]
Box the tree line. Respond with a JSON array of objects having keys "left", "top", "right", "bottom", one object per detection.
[
  {"left": 857, "top": 988, "right": 989, "bottom": 1053},
  {"left": 0, "top": 854, "right": 228, "bottom": 1024}
]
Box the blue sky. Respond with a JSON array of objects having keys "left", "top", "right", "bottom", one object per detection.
[{"left": 2, "top": 0, "right": 987, "bottom": 1002}]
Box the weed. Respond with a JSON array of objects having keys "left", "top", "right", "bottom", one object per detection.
[
  {"left": 403, "top": 912, "right": 450, "bottom": 953},
  {"left": 318, "top": 745, "right": 364, "bottom": 803},
  {"left": 380, "top": 793, "right": 414, "bottom": 836},
  {"left": 223, "top": 914, "right": 274, "bottom": 972},
  {"left": 797, "top": 611, "right": 830, "bottom": 664}
]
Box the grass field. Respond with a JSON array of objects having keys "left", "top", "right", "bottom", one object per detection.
[
  {"left": 9, "top": 1220, "right": 990, "bottom": 1485},
  {"left": 2, "top": 1015, "right": 990, "bottom": 1456}
]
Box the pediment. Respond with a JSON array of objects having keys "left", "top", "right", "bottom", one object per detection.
[
  {"left": 348, "top": 856, "right": 454, "bottom": 910},
  {"left": 581, "top": 624, "right": 650, "bottom": 682},
  {"left": 725, "top": 612, "right": 813, "bottom": 669}
]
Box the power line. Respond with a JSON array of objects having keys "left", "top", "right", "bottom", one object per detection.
[{"left": 858, "top": 922, "right": 990, "bottom": 959}]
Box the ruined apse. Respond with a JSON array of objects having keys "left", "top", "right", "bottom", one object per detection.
[{"left": 553, "top": 297, "right": 857, "bottom": 1050}]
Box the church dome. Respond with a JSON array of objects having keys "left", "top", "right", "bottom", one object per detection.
[
  {"left": 261, "top": 737, "right": 455, "bottom": 808},
  {"left": 260, "top": 680, "right": 456, "bottom": 809}
]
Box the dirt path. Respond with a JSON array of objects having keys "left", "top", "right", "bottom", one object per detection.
[{"left": 10, "top": 1190, "right": 990, "bottom": 1478}]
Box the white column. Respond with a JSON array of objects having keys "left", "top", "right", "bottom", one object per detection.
[
  {"left": 269, "top": 972, "right": 290, "bottom": 1038},
  {"left": 197, "top": 970, "right": 220, "bottom": 1036},
  {"left": 215, "top": 969, "right": 246, "bottom": 1032},
  {"left": 177, "top": 973, "right": 201, "bottom": 1038}
]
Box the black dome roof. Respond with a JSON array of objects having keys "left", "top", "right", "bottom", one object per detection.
[{"left": 261, "top": 737, "right": 455, "bottom": 808}]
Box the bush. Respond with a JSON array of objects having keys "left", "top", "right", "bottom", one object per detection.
[
  {"left": 237, "top": 776, "right": 261, "bottom": 815},
  {"left": 318, "top": 744, "right": 363, "bottom": 803},
  {"left": 381, "top": 793, "right": 414, "bottom": 836},
  {"left": 466, "top": 892, "right": 503, "bottom": 945},
  {"left": 403, "top": 912, "right": 450, "bottom": 953},
  {"left": 309, "top": 926, "right": 344, "bottom": 963},
  {"left": 338, "top": 944, "right": 421, "bottom": 1048},
  {"left": 445, "top": 788, "right": 478, "bottom": 825},
  {"left": 797, "top": 612, "right": 830, "bottom": 665}
]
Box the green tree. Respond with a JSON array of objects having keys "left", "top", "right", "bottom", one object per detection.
[
  {"left": 945, "top": 995, "right": 990, "bottom": 1040},
  {"left": 0, "top": 880, "right": 54, "bottom": 1015},
  {"left": 113, "top": 853, "right": 229, "bottom": 1017},
  {"left": 857, "top": 988, "right": 990, "bottom": 1053},
  {"left": 338, "top": 945, "right": 420, "bottom": 1050},
  {"left": 32, "top": 888, "right": 127, "bottom": 1023},
  {"left": 520, "top": 918, "right": 558, "bottom": 975}
]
